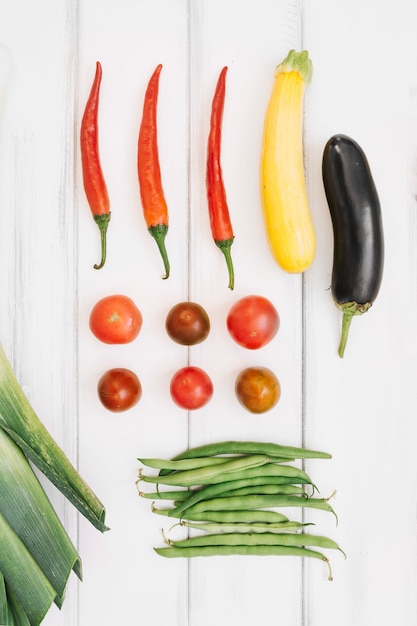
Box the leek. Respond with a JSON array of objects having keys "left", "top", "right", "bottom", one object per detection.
[
  {"left": 0, "top": 511, "right": 56, "bottom": 625},
  {"left": 0, "top": 427, "right": 82, "bottom": 604},
  {"left": 0, "top": 342, "right": 108, "bottom": 532}
]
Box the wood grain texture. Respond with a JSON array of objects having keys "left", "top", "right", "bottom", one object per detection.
[{"left": 0, "top": 0, "right": 417, "bottom": 624}]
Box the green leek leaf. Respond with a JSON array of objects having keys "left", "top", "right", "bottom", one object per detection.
[
  {"left": 0, "top": 512, "right": 56, "bottom": 626},
  {"left": 0, "top": 570, "right": 13, "bottom": 625},
  {"left": 0, "top": 342, "right": 108, "bottom": 532},
  {"left": 0, "top": 427, "right": 82, "bottom": 607},
  {"left": 3, "top": 577, "right": 31, "bottom": 626}
]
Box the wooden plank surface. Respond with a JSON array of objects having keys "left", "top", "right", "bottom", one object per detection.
[{"left": 0, "top": 1, "right": 416, "bottom": 625}]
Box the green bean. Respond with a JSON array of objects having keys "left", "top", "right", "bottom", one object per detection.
[
  {"left": 138, "top": 489, "right": 191, "bottom": 501},
  {"left": 154, "top": 544, "right": 334, "bottom": 580},
  {"left": 139, "top": 455, "right": 238, "bottom": 472},
  {"left": 167, "top": 440, "right": 332, "bottom": 462},
  {"left": 152, "top": 506, "right": 289, "bottom": 524},
  {"left": 180, "top": 520, "right": 313, "bottom": 534},
  {"left": 168, "top": 465, "right": 314, "bottom": 517},
  {"left": 172, "top": 483, "right": 306, "bottom": 507},
  {"left": 168, "top": 532, "right": 345, "bottom": 556},
  {"left": 157, "top": 455, "right": 295, "bottom": 477},
  {"left": 211, "top": 484, "right": 307, "bottom": 499},
  {"left": 140, "top": 454, "right": 271, "bottom": 487},
  {"left": 184, "top": 494, "right": 337, "bottom": 521}
]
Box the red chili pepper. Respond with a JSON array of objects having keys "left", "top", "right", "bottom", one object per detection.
[
  {"left": 137, "top": 64, "right": 170, "bottom": 279},
  {"left": 206, "top": 66, "right": 235, "bottom": 290},
  {"left": 80, "top": 61, "right": 110, "bottom": 270}
]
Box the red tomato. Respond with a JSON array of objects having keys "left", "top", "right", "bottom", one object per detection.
[
  {"left": 89, "top": 294, "right": 142, "bottom": 344},
  {"left": 170, "top": 366, "right": 213, "bottom": 410},
  {"left": 97, "top": 368, "right": 142, "bottom": 412},
  {"left": 235, "top": 366, "right": 281, "bottom": 413},
  {"left": 226, "top": 295, "right": 280, "bottom": 349}
]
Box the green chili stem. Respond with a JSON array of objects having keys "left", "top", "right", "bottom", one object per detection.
[
  {"left": 215, "top": 238, "right": 234, "bottom": 290},
  {"left": 93, "top": 213, "right": 111, "bottom": 270},
  {"left": 148, "top": 224, "right": 170, "bottom": 279}
]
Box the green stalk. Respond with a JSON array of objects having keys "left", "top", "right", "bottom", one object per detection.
[
  {"left": 0, "top": 427, "right": 82, "bottom": 607},
  {"left": 215, "top": 238, "right": 234, "bottom": 290},
  {"left": 0, "top": 571, "right": 11, "bottom": 625},
  {"left": 0, "top": 342, "right": 108, "bottom": 532},
  {"left": 337, "top": 301, "right": 371, "bottom": 358},
  {"left": 148, "top": 224, "right": 170, "bottom": 279},
  {"left": 3, "top": 583, "right": 31, "bottom": 626},
  {"left": 0, "top": 512, "right": 56, "bottom": 625},
  {"left": 93, "top": 212, "right": 111, "bottom": 270}
]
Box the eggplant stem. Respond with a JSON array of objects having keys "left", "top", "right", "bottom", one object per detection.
[{"left": 338, "top": 310, "right": 354, "bottom": 358}]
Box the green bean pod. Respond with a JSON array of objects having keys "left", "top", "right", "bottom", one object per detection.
[
  {"left": 154, "top": 545, "right": 334, "bottom": 580},
  {"left": 183, "top": 494, "right": 337, "bottom": 521},
  {"left": 180, "top": 520, "right": 313, "bottom": 534},
  {"left": 140, "top": 454, "right": 271, "bottom": 487},
  {"left": 138, "top": 455, "right": 237, "bottom": 472},
  {"left": 187, "top": 495, "right": 336, "bottom": 515},
  {"left": 138, "top": 489, "right": 191, "bottom": 501},
  {"left": 168, "top": 532, "right": 345, "bottom": 556},
  {"left": 168, "top": 474, "right": 311, "bottom": 517},
  {"left": 211, "top": 484, "right": 307, "bottom": 499},
  {"left": 153, "top": 506, "right": 289, "bottom": 524},
  {"left": 169, "top": 466, "right": 314, "bottom": 518},
  {"left": 166, "top": 440, "right": 332, "bottom": 462},
  {"left": 157, "top": 455, "right": 294, "bottom": 477}
]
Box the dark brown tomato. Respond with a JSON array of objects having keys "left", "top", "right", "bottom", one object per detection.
[
  {"left": 235, "top": 366, "right": 281, "bottom": 413},
  {"left": 165, "top": 302, "right": 210, "bottom": 346}
]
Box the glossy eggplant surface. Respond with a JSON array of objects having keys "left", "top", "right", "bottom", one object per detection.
[{"left": 322, "top": 134, "right": 384, "bottom": 356}]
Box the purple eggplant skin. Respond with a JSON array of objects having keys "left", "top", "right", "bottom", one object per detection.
[{"left": 322, "top": 134, "right": 384, "bottom": 358}]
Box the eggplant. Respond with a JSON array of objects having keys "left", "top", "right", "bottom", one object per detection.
[{"left": 322, "top": 134, "right": 384, "bottom": 358}]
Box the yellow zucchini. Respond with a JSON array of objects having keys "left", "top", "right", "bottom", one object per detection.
[{"left": 260, "top": 50, "right": 315, "bottom": 273}]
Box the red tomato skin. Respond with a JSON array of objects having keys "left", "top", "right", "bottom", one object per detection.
[
  {"left": 170, "top": 366, "right": 213, "bottom": 410},
  {"left": 97, "top": 368, "right": 142, "bottom": 413},
  {"left": 89, "top": 295, "right": 143, "bottom": 344},
  {"left": 226, "top": 295, "right": 280, "bottom": 350}
]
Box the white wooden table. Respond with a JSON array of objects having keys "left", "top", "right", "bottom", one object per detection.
[{"left": 1, "top": 1, "right": 417, "bottom": 624}]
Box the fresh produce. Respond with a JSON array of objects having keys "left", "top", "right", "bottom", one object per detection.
[
  {"left": 89, "top": 294, "right": 143, "bottom": 344},
  {"left": 260, "top": 50, "right": 315, "bottom": 273},
  {"left": 226, "top": 294, "right": 279, "bottom": 349},
  {"left": 137, "top": 64, "right": 170, "bottom": 279},
  {"left": 170, "top": 366, "right": 213, "bottom": 410},
  {"left": 97, "top": 367, "right": 142, "bottom": 412},
  {"left": 80, "top": 61, "right": 111, "bottom": 270},
  {"left": 0, "top": 341, "right": 108, "bottom": 621},
  {"left": 322, "top": 134, "right": 384, "bottom": 357},
  {"left": 0, "top": 343, "right": 107, "bottom": 531},
  {"left": 137, "top": 440, "right": 343, "bottom": 580},
  {"left": 165, "top": 301, "right": 210, "bottom": 346},
  {"left": 235, "top": 366, "right": 281, "bottom": 413},
  {"left": 206, "top": 66, "right": 235, "bottom": 290},
  {"left": 0, "top": 428, "right": 81, "bottom": 622}
]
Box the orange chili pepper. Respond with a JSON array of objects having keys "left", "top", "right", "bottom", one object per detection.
[
  {"left": 80, "top": 61, "right": 111, "bottom": 270},
  {"left": 206, "top": 66, "right": 235, "bottom": 290},
  {"left": 137, "top": 64, "right": 170, "bottom": 279}
]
